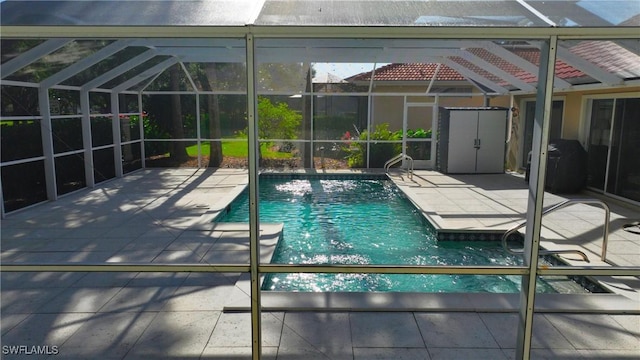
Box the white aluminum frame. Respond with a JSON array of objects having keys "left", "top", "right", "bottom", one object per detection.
[{"left": 0, "top": 21, "right": 638, "bottom": 360}]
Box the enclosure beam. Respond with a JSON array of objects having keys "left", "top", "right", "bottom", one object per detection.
[
  {"left": 438, "top": 57, "right": 508, "bottom": 94},
  {"left": 246, "top": 33, "right": 262, "bottom": 360},
  {"left": 3, "top": 25, "right": 638, "bottom": 40},
  {"left": 478, "top": 41, "right": 572, "bottom": 89},
  {"left": 448, "top": 49, "right": 536, "bottom": 92},
  {"left": 515, "top": 0, "right": 556, "bottom": 26},
  {"left": 81, "top": 49, "right": 158, "bottom": 91},
  {"left": 516, "top": 36, "right": 557, "bottom": 360},
  {"left": 41, "top": 40, "right": 134, "bottom": 88},
  {"left": 1, "top": 38, "right": 73, "bottom": 79},
  {"left": 112, "top": 58, "right": 178, "bottom": 93},
  {"left": 556, "top": 46, "right": 623, "bottom": 86}
]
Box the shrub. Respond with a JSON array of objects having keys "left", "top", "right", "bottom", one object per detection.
[
  {"left": 344, "top": 123, "right": 402, "bottom": 168},
  {"left": 343, "top": 125, "right": 432, "bottom": 167}
]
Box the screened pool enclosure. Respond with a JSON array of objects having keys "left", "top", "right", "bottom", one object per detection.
[{"left": 1, "top": 1, "right": 639, "bottom": 359}]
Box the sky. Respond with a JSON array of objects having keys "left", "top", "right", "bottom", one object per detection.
[
  {"left": 312, "top": 63, "right": 387, "bottom": 80},
  {"left": 578, "top": 0, "right": 640, "bottom": 25}
]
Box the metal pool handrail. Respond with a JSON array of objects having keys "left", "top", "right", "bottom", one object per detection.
[
  {"left": 501, "top": 198, "right": 611, "bottom": 263},
  {"left": 384, "top": 153, "right": 413, "bottom": 179}
]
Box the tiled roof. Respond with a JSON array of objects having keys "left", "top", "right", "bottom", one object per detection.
[
  {"left": 619, "top": 14, "right": 640, "bottom": 26},
  {"left": 508, "top": 48, "right": 585, "bottom": 80},
  {"left": 463, "top": 47, "right": 582, "bottom": 83},
  {"left": 347, "top": 47, "right": 594, "bottom": 86},
  {"left": 568, "top": 40, "right": 640, "bottom": 79},
  {"left": 347, "top": 63, "right": 466, "bottom": 82}
]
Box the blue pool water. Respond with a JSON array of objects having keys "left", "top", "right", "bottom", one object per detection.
[{"left": 218, "top": 176, "right": 569, "bottom": 293}]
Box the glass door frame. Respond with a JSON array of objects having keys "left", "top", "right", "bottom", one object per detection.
[
  {"left": 403, "top": 97, "right": 437, "bottom": 169},
  {"left": 584, "top": 93, "right": 640, "bottom": 205}
]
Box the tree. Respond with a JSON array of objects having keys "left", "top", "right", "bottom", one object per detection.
[
  {"left": 189, "top": 62, "right": 247, "bottom": 167},
  {"left": 169, "top": 64, "right": 188, "bottom": 161},
  {"left": 204, "top": 65, "right": 223, "bottom": 167},
  {"left": 257, "top": 97, "right": 302, "bottom": 140}
]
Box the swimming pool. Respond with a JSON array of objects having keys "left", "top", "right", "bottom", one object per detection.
[{"left": 218, "top": 175, "right": 589, "bottom": 293}]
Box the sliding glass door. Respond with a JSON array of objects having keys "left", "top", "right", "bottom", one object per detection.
[{"left": 587, "top": 97, "right": 640, "bottom": 202}]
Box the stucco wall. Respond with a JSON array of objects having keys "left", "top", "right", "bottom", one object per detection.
[
  {"left": 509, "top": 86, "right": 640, "bottom": 171},
  {"left": 368, "top": 84, "right": 494, "bottom": 131},
  {"left": 561, "top": 92, "right": 583, "bottom": 140},
  {"left": 371, "top": 96, "right": 404, "bottom": 131}
]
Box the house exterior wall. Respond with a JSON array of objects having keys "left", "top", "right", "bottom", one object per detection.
[
  {"left": 560, "top": 92, "right": 582, "bottom": 141},
  {"left": 439, "top": 96, "right": 487, "bottom": 107},
  {"left": 509, "top": 86, "right": 640, "bottom": 174},
  {"left": 559, "top": 87, "right": 640, "bottom": 145},
  {"left": 487, "top": 96, "right": 511, "bottom": 108},
  {"left": 371, "top": 95, "right": 404, "bottom": 131},
  {"left": 368, "top": 84, "right": 487, "bottom": 131}
]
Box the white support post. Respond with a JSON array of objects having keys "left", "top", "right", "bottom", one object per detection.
[
  {"left": 138, "top": 93, "right": 146, "bottom": 169},
  {"left": 366, "top": 65, "right": 377, "bottom": 169},
  {"left": 432, "top": 96, "right": 439, "bottom": 169},
  {"left": 309, "top": 65, "right": 314, "bottom": 168},
  {"left": 38, "top": 87, "right": 57, "bottom": 201},
  {"left": 112, "top": 93, "right": 123, "bottom": 178},
  {"left": 246, "top": 33, "right": 262, "bottom": 360},
  {"left": 80, "top": 90, "right": 95, "bottom": 187},
  {"left": 402, "top": 96, "right": 408, "bottom": 156},
  {"left": 516, "top": 36, "right": 558, "bottom": 360},
  {"left": 366, "top": 93, "right": 372, "bottom": 168},
  {"left": 196, "top": 94, "right": 202, "bottom": 168},
  {"left": 0, "top": 176, "right": 5, "bottom": 218}
]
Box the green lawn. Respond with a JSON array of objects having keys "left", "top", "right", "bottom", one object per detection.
[{"left": 186, "top": 139, "right": 293, "bottom": 159}]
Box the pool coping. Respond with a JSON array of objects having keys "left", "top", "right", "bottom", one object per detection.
[{"left": 223, "top": 291, "right": 639, "bottom": 314}]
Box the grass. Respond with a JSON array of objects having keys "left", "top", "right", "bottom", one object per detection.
[{"left": 186, "top": 138, "right": 294, "bottom": 159}]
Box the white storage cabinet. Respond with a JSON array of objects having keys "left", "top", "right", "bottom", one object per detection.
[{"left": 437, "top": 107, "right": 509, "bottom": 174}]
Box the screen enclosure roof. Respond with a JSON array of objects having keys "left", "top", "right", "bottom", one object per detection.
[
  {"left": 1, "top": 0, "right": 639, "bottom": 28},
  {"left": 1, "top": 0, "right": 638, "bottom": 96}
]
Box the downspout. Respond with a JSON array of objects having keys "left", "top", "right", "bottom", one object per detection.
[{"left": 506, "top": 94, "right": 515, "bottom": 144}]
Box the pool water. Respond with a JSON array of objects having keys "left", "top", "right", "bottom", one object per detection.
[{"left": 219, "top": 177, "right": 584, "bottom": 293}]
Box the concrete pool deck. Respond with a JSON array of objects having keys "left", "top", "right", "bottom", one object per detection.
[
  {"left": 389, "top": 170, "right": 640, "bottom": 301},
  {"left": 1, "top": 168, "right": 638, "bottom": 359}
]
